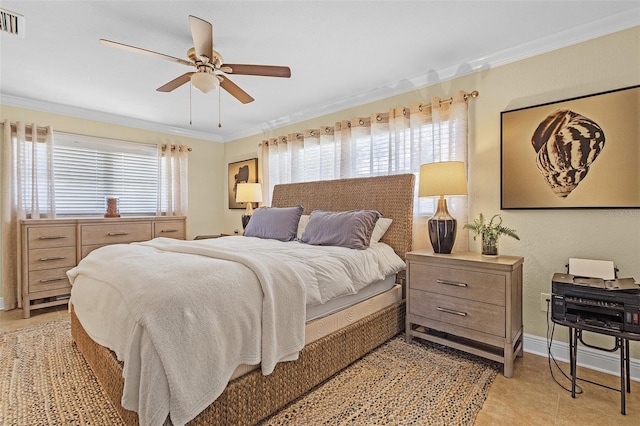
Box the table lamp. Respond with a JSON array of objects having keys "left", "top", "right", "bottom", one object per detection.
[
  {"left": 236, "top": 182, "right": 263, "bottom": 229},
  {"left": 419, "top": 161, "right": 468, "bottom": 254}
]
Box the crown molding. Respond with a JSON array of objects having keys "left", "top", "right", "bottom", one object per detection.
[
  {"left": 0, "top": 94, "right": 225, "bottom": 143},
  {"left": 2, "top": 12, "right": 638, "bottom": 144},
  {"left": 232, "top": 12, "right": 639, "bottom": 141}
]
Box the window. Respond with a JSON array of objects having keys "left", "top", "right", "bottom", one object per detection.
[{"left": 53, "top": 133, "right": 160, "bottom": 216}]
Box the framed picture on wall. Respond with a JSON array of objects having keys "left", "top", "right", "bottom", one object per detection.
[
  {"left": 501, "top": 85, "right": 639, "bottom": 209},
  {"left": 228, "top": 158, "right": 258, "bottom": 209}
]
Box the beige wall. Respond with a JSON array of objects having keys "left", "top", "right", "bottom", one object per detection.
[
  {"left": 224, "top": 27, "right": 640, "bottom": 353},
  {"left": 0, "top": 106, "right": 226, "bottom": 301},
  {"left": 1, "top": 28, "right": 638, "bottom": 356}
]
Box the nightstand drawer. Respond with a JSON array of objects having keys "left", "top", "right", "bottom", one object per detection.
[
  {"left": 153, "top": 220, "right": 186, "bottom": 239},
  {"left": 28, "top": 247, "right": 76, "bottom": 271},
  {"left": 409, "top": 263, "right": 505, "bottom": 305},
  {"left": 81, "top": 222, "right": 152, "bottom": 245},
  {"left": 28, "top": 267, "right": 72, "bottom": 293},
  {"left": 28, "top": 226, "right": 76, "bottom": 249},
  {"left": 410, "top": 290, "right": 505, "bottom": 337}
]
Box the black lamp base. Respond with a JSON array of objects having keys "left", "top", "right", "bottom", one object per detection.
[
  {"left": 428, "top": 218, "right": 457, "bottom": 254},
  {"left": 428, "top": 197, "right": 457, "bottom": 254},
  {"left": 241, "top": 214, "right": 251, "bottom": 229}
]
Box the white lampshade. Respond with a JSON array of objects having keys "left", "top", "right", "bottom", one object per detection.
[
  {"left": 419, "top": 161, "right": 468, "bottom": 197},
  {"left": 191, "top": 72, "right": 219, "bottom": 93},
  {"left": 236, "top": 183, "right": 263, "bottom": 203}
]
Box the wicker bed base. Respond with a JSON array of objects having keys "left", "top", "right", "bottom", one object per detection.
[{"left": 71, "top": 300, "right": 405, "bottom": 425}]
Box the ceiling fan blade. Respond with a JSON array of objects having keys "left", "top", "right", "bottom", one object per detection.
[
  {"left": 189, "top": 15, "right": 213, "bottom": 60},
  {"left": 157, "top": 72, "right": 195, "bottom": 92},
  {"left": 223, "top": 64, "right": 291, "bottom": 78},
  {"left": 100, "top": 39, "right": 192, "bottom": 67},
  {"left": 219, "top": 76, "right": 254, "bottom": 104}
]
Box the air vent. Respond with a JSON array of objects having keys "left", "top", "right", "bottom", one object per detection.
[{"left": 0, "top": 8, "right": 25, "bottom": 37}]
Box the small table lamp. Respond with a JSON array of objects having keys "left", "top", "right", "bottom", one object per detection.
[
  {"left": 236, "top": 182, "right": 263, "bottom": 229},
  {"left": 419, "top": 161, "right": 468, "bottom": 254}
]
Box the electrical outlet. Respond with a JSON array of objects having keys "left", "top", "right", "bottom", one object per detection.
[{"left": 540, "top": 293, "right": 551, "bottom": 312}]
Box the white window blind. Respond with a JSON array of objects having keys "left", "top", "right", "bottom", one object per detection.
[{"left": 53, "top": 133, "right": 159, "bottom": 216}]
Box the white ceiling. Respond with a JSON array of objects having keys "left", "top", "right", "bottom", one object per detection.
[{"left": 1, "top": 1, "right": 639, "bottom": 143}]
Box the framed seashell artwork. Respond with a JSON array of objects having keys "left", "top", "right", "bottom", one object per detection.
[{"left": 500, "top": 85, "right": 639, "bottom": 209}]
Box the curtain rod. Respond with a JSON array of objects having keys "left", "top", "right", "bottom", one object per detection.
[
  {"left": 2, "top": 122, "right": 50, "bottom": 132},
  {"left": 3, "top": 124, "right": 193, "bottom": 151},
  {"left": 441, "top": 90, "right": 479, "bottom": 105},
  {"left": 258, "top": 89, "right": 479, "bottom": 146}
]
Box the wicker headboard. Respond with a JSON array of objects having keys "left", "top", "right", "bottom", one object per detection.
[{"left": 271, "top": 174, "right": 415, "bottom": 259}]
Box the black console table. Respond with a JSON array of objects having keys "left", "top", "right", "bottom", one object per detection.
[{"left": 552, "top": 318, "right": 640, "bottom": 414}]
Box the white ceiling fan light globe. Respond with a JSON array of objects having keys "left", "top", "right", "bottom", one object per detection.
[{"left": 191, "top": 72, "right": 219, "bottom": 93}]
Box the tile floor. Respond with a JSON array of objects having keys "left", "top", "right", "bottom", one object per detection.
[{"left": 2, "top": 306, "right": 639, "bottom": 425}]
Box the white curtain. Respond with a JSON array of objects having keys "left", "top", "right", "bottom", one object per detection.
[
  {"left": 262, "top": 90, "right": 470, "bottom": 252},
  {"left": 406, "top": 92, "right": 469, "bottom": 252},
  {"left": 2, "top": 120, "right": 55, "bottom": 310},
  {"left": 159, "top": 144, "right": 190, "bottom": 217}
]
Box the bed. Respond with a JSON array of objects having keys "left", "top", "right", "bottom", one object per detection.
[{"left": 70, "top": 173, "right": 415, "bottom": 425}]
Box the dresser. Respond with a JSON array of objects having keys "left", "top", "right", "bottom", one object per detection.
[
  {"left": 405, "top": 250, "right": 524, "bottom": 378},
  {"left": 19, "top": 216, "right": 186, "bottom": 318}
]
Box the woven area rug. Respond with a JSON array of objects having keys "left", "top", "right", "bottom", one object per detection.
[
  {"left": 261, "top": 335, "right": 499, "bottom": 425},
  {"left": 1, "top": 318, "right": 499, "bottom": 425}
]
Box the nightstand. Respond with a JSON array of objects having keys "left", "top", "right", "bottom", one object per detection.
[{"left": 405, "top": 250, "right": 524, "bottom": 377}]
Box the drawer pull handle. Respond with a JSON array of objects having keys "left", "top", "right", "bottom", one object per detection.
[
  {"left": 39, "top": 277, "right": 67, "bottom": 283},
  {"left": 436, "top": 279, "right": 468, "bottom": 288},
  {"left": 39, "top": 236, "right": 66, "bottom": 240},
  {"left": 436, "top": 306, "right": 468, "bottom": 317},
  {"left": 160, "top": 229, "right": 178, "bottom": 233},
  {"left": 39, "top": 256, "right": 66, "bottom": 261},
  {"left": 107, "top": 232, "right": 130, "bottom": 236}
]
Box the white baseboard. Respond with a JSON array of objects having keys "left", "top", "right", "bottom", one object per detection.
[
  {"left": 523, "top": 332, "right": 640, "bottom": 382},
  {"left": 0, "top": 297, "right": 3, "bottom": 311}
]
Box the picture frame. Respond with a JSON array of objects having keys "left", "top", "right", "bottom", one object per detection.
[
  {"left": 500, "top": 85, "right": 639, "bottom": 209},
  {"left": 228, "top": 158, "right": 258, "bottom": 209}
]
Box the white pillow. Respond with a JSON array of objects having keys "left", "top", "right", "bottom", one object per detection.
[
  {"left": 369, "top": 217, "right": 393, "bottom": 245},
  {"left": 296, "top": 214, "right": 310, "bottom": 240}
]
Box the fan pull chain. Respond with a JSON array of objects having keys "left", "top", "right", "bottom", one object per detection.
[
  {"left": 218, "top": 88, "right": 222, "bottom": 128},
  {"left": 189, "top": 82, "right": 193, "bottom": 125}
]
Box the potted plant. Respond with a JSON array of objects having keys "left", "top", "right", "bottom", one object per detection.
[{"left": 464, "top": 213, "right": 520, "bottom": 256}]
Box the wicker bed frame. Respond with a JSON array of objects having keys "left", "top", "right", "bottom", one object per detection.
[{"left": 71, "top": 173, "right": 415, "bottom": 425}]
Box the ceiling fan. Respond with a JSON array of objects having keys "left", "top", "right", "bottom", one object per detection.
[{"left": 100, "top": 15, "right": 291, "bottom": 104}]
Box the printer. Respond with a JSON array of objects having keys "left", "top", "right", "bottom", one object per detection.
[{"left": 551, "top": 258, "right": 640, "bottom": 334}]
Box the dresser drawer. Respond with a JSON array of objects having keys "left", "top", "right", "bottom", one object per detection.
[
  {"left": 81, "top": 222, "right": 152, "bottom": 246},
  {"left": 81, "top": 244, "right": 118, "bottom": 258},
  {"left": 410, "top": 290, "right": 506, "bottom": 337},
  {"left": 28, "top": 226, "right": 76, "bottom": 249},
  {"left": 153, "top": 220, "right": 186, "bottom": 239},
  {"left": 409, "top": 263, "right": 506, "bottom": 306},
  {"left": 28, "top": 267, "right": 72, "bottom": 293},
  {"left": 28, "top": 247, "right": 76, "bottom": 271}
]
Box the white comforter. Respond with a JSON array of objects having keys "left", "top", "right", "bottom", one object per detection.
[{"left": 68, "top": 236, "right": 405, "bottom": 426}]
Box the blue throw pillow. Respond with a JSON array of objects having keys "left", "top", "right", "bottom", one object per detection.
[
  {"left": 301, "top": 209, "right": 382, "bottom": 249},
  {"left": 243, "top": 205, "right": 304, "bottom": 242}
]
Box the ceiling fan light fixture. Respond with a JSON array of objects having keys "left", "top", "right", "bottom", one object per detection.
[{"left": 191, "top": 72, "right": 219, "bottom": 93}]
